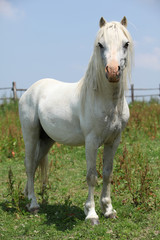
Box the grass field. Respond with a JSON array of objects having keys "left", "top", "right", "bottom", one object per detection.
[{"left": 0, "top": 100, "right": 160, "bottom": 240}]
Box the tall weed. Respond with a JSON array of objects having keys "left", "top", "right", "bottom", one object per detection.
[
  {"left": 113, "top": 145, "right": 157, "bottom": 210},
  {"left": 5, "top": 168, "right": 28, "bottom": 213},
  {"left": 0, "top": 101, "right": 24, "bottom": 161}
]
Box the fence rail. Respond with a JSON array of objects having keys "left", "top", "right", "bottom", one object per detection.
[
  {"left": 0, "top": 82, "right": 160, "bottom": 103},
  {"left": 126, "top": 84, "right": 160, "bottom": 102},
  {"left": 0, "top": 82, "right": 27, "bottom": 101}
]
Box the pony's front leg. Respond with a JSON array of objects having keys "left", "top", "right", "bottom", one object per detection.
[
  {"left": 84, "top": 137, "right": 99, "bottom": 225},
  {"left": 100, "top": 137, "right": 120, "bottom": 219}
]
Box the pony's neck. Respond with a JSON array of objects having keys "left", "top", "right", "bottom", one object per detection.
[{"left": 97, "top": 80, "right": 125, "bottom": 112}]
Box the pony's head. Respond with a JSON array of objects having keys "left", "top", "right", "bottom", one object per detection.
[
  {"left": 79, "top": 17, "right": 134, "bottom": 107},
  {"left": 94, "top": 16, "right": 133, "bottom": 88}
]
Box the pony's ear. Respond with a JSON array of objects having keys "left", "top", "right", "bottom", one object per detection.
[
  {"left": 99, "top": 17, "right": 106, "bottom": 28},
  {"left": 121, "top": 16, "right": 127, "bottom": 27}
]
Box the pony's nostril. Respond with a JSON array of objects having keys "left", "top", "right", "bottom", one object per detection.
[
  {"left": 117, "top": 66, "right": 120, "bottom": 76},
  {"left": 106, "top": 66, "right": 109, "bottom": 73}
]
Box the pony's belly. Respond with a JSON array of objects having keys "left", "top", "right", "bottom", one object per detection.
[
  {"left": 50, "top": 130, "right": 85, "bottom": 146},
  {"left": 40, "top": 117, "right": 85, "bottom": 146}
]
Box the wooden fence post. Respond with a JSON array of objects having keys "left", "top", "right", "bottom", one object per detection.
[
  {"left": 12, "top": 82, "right": 17, "bottom": 100},
  {"left": 131, "top": 84, "right": 134, "bottom": 102}
]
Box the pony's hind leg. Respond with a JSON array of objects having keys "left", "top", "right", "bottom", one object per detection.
[
  {"left": 23, "top": 124, "right": 54, "bottom": 212},
  {"left": 24, "top": 130, "right": 40, "bottom": 212}
]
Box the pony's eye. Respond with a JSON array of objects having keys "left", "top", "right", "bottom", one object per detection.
[
  {"left": 98, "top": 42, "right": 104, "bottom": 49},
  {"left": 124, "top": 41, "right": 129, "bottom": 49}
]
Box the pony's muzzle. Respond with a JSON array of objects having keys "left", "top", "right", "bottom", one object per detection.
[{"left": 105, "top": 61, "right": 120, "bottom": 83}]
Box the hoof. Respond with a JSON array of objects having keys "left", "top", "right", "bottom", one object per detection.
[
  {"left": 90, "top": 218, "right": 100, "bottom": 225},
  {"left": 107, "top": 213, "right": 117, "bottom": 219},
  {"left": 26, "top": 204, "right": 40, "bottom": 214},
  {"left": 105, "top": 211, "right": 117, "bottom": 219}
]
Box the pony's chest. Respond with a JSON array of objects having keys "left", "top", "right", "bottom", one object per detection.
[
  {"left": 104, "top": 114, "right": 122, "bottom": 140},
  {"left": 96, "top": 110, "right": 124, "bottom": 143}
]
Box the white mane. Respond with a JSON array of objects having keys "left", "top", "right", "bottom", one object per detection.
[{"left": 78, "top": 21, "right": 134, "bottom": 108}]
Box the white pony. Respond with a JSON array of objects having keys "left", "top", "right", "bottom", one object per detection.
[{"left": 19, "top": 17, "right": 133, "bottom": 225}]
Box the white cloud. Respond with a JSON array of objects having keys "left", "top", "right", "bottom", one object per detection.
[
  {"left": 136, "top": 47, "right": 160, "bottom": 71},
  {"left": 0, "top": 0, "right": 24, "bottom": 19}
]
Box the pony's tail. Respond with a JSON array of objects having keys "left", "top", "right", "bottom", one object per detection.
[{"left": 39, "top": 155, "right": 48, "bottom": 189}]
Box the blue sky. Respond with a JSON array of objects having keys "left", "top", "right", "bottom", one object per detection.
[{"left": 0, "top": 0, "right": 160, "bottom": 98}]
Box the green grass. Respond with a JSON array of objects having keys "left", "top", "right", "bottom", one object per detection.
[{"left": 0, "top": 100, "right": 160, "bottom": 239}]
